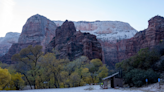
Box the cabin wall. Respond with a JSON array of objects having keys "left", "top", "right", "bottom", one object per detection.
[
  {"left": 103, "top": 80, "right": 108, "bottom": 89},
  {"left": 114, "top": 77, "right": 123, "bottom": 87},
  {"left": 108, "top": 79, "right": 111, "bottom": 88}
]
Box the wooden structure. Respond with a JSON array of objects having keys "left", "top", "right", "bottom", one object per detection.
[{"left": 102, "top": 72, "right": 123, "bottom": 89}]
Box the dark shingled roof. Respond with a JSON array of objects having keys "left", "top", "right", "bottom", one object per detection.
[{"left": 102, "top": 72, "right": 119, "bottom": 80}]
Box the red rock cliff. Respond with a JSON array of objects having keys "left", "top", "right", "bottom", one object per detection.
[
  {"left": 0, "top": 14, "right": 57, "bottom": 64},
  {"left": 46, "top": 20, "right": 102, "bottom": 61},
  {"left": 104, "top": 16, "right": 164, "bottom": 68}
]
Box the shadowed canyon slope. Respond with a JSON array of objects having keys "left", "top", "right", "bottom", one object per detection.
[
  {"left": 46, "top": 20, "right": 102, "bottom": 61},
  {"left": 0, "top": 14, "right": 57, "bottom": 64},
  {"left": 104, "top": 15, "right": 164, "bottom": 67},
  {"left": 0, "top": 32, "right": 20, "bottom": 56}
]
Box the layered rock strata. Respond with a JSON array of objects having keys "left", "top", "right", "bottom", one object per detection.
[
  {"left": 0, "top": 14, "right": 57, "bottom": 64},
  {"left": 46, "top": 20, "right": 102, "bottom": 61},
  {"left": 104, "top": 16, "right": 164, "bottom": 68},
  {"left": 0, "top": 32, "right": 20, "bottom": 56},
  {"left": 54, "top": 20, "right": 137, "bottom": 41},
  {"left": 54, "top": 20, "right": 138, "bottom": 67}
]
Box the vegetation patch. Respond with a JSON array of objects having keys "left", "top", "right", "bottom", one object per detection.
[
  {"left": 0, "top": 45, "right": 109, "bottom": 90},
  {"left": 116, "top": 47, "right": 163, "bottom": 87}
]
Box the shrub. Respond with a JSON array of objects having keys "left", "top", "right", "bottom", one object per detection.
[
  {"left": 124, "top": 69, "right": 159, "bottom": 87},
  {"left": 0, "top": 67, "right": 11, "bottom": 90}
]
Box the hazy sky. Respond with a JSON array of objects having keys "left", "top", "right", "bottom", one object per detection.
[{"left": 0, "top": 0, "right": 164, "bottom": 37}]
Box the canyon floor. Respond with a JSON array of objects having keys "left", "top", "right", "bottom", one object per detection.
[
  {"left": 0, "top": 85, "right": 143, "bottom": 92},
  {"left": 140, "top": 83, "right": 164, "bottom": 92},
  {"left": 2, "top": 83, "right": 164, "bottom": 92}
]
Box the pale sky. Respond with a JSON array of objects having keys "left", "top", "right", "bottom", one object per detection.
[{"left": 0, "top": 0, "right": 164, "bottom": 37}]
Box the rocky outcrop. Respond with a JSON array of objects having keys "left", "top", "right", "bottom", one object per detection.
[
  {"left": 103, "top": 16, "right": 164, "bottom": 68},
  {"left": 46, "top": 20, "right": 102, "bottom": 61},
  {"left": 122, "top": 16, "right": 164, "bottom": 57},
  {"left": 18, "top": 14, "right": 57, "bottom": 51},
  {"left": 0, "top": 14, "right": 57, "bottom": 64},
  {"left": 54, "top": 21, "right": 137, "bottom": 41},
  {"left": 54, "top": 19, "right": 137, "bottom": 67},
  {"left": 0, "top": 32, "right": 20, "bottom": 56}
]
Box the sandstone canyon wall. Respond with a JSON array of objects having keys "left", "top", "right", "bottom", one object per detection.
[
  {"left": 1, "top": 14, "right": 164, "bottom": 69},
  {"left": 46, "top": 20, "right": 102, "bottom": 61},
  {"left": 0, "top": 32, "right": 20, "bottom": 56},
  {"left": 104, "top": 15, "right": 164, "bottom": 68},
  {"left": 54, "top": 16, "right": 164, "bottom": 68},
  {"left": 0, "top": 14, "right": 57, "bottom": 64},
  {"left": 54, "top": 20, "right": 138, "bottom": 67},
  {"left": 54, "top": 21, "right": 137, "bottom": 41}
]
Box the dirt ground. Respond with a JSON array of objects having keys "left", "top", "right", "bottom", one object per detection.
[
  {"left": 1, "top": 83, "right": 164, "bottom": 92},
  {"left": 139, "top": 83, "right": 164, "bottom": 92},
  {"left": 0, "top": 85, "right": 143, "bottom": 92}
]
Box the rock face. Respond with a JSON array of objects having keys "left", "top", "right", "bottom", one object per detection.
[
  {"left": 2, "top": 14, "right": 164, "bottom": 69},
  {"left": 122, "top": 16, "right": 164, "bottom": 58},
  {"left": 46, "top": 20, "right": 102, "bottom": 61},
  {"left": 54, "top": 20, "right": 137, "bottom": 66},
  {"left": 0, "top": 14, "right": 57, "bottom": 64},
  {"left": 54, "top": 21, "right": 137, "bottom": 41},
  {"left": 54, "top": 16, "right": 164, "bottom": 68},
  {"left": 1, "top": 20, "right": 137, "bottom": 57},
  {"left": 18, "top": 14, "right": 57, "bottom": 51},
  {"left": 0, "top": 32, "right": 20, "bottom": 56},
  {"left": 104, "top": 16, "right": 164, "bottom": 68}
]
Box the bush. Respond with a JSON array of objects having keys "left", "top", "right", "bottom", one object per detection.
[
  {"left": 0, "top": 67, "right": 11, "bottom": 90},
  {"left": 116, "top": 47, "right": 163, "bottom": 87},
  {"left": 145, "top": 69, "right": 159, "bottom": 83},
  {"left": 8, "top": 73, "right": 25, "bottom": 90},
  {"left": 124, "top": 69, "right": 159, "bottom": 87}
]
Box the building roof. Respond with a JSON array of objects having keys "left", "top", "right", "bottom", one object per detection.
[{"left": 102, "top": 72, "right": 119, "bottom": 80}]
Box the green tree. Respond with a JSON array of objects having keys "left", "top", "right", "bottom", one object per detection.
[
  {"left": 39, "top": 53, "right": 69, "bottom": 88},
  {"left": 98, "top": 65, "right": 108, "bottom": 80},
  {"left": 89, "top": 59, "right": 103, "bottom": 83},
  {"left": 59, "top": 71, "right": 69, "bottom": 88},
  {"left": 124, "top": 69, "right": 159, "bottom": 87},
  {"left": 116, "top": 48, "right": 161, "bottom": 87},
  {"left": 81, "top": 68, "right": 91, "bottom": 84},
  {"left": 70, "top": 72, "right": 81, "bottom": 87},
  {"left": 6, "top": 73, "right": 24, "bottom": 90},
  {"left": 0, "top": 67, "right": 11, "bottom": 90},
  {"left": 12, "top": 45, "right": 43, "bottom": 89}
]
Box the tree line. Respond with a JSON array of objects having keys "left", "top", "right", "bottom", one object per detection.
[
  {"left": 0, "top": 45, "right": 108, "bottom": 90},
  {"left": 115, "top": 47, "right": 164, "bottom": 87}
]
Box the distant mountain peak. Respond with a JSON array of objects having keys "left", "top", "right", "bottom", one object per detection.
[
  {"left": 149, "top": 15, "right": 164, "bottom": 20},
  {"left": 0, "top": 32, "right": 20, "bottom": 56},
  {"left": 148, "top": 15, "right": 164, "bottom": 28}
]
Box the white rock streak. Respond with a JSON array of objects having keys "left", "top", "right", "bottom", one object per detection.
[{"left": 54, "top": 21, "right": 138, "bottom": 41}]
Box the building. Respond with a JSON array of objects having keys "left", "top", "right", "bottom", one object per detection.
[{"left": 102, "top": 72, "right": 123, "bottom": 88}]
